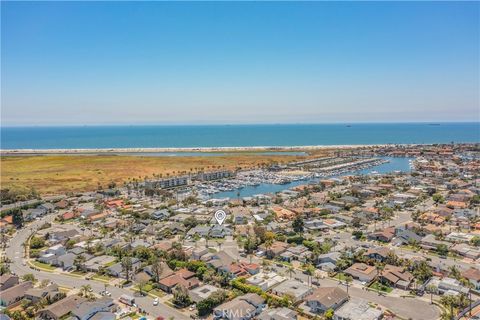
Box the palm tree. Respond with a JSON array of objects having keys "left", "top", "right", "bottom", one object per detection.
[
  {"left": 288, "top": 265, "right": 294, "bottom": 279},
  {"left": 74, "top": 254, "right": 86, "bottom": 272},
  {"left": 345, "top": 275, "right": 353, "bottom": 295},
  {"left": 440, "top": 295, "right": 457, "bottom": 320},
  {"left": 426, "top": 284, "right": 436, "bottom": 304},
  {"left": 121, "top": 256, "right": 133, "bottom": 282},
  {"left": 376, "top": 263, "right": 384, "bottom": 280},
  {"left": 264, "top": 239, "right": 273, "bottom": 258},
  {"left": 205, "top": 232, "right": 210, "bottom": 248},
  {"left": 314, "top": 272, "right": 321, "bottom": 286},
  {"left": 80, "top": 284, "right": 91, "bottom": 297},
  {"left": 305, "top": 264, "right": 315, "bottom": 287},
  {"left": 151, "top": 256, "right": 164, "bottom": 282},
  {"left": 22, "top": 242, "right": 28, "bottom": 258}
]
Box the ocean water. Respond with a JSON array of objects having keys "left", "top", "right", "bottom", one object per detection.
[{"left": 1, "top": 123, "right": 479, "bottom": 149}]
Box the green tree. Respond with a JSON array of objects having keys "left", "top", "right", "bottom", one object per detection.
[
  {"left": 412, "top": 261, "right": 433, "bottom": 282},
  {"left": 22, "top": 273, "right": 36, "bottom": 283},
  {"left": 172, "top": 285, "right": 191, "bottom": 307},
  {"left": 183, "top": 216, "right": 198, "bottom": 230},
  {"left": 437, "top": 244, "right": 449, "bottom": 257},
  {"left": 440, "top": 294, "right": 457, "bottom": 320},
  {"left": 470, "top": 236, "right": 480, "bottom": 247},
  {"left": 432, "top": 193, "right": 445, "bottom": 205},
  {"left": 352, "top": 230, "right": 363, "bottom": 240},
  {"left": 0, "top": 262, "right": 11, "bottom": 275},
  {"left": 325, "top": 308, "right": 334, "bottom": 320},
  {"left": 292, "top": 217, "right": 304, "bottom": 233},
  {"left": 196, "top": 290, "right": 228, "bottom": 316},
  {"left": 12, "top": 209, "right": 24, "bottom": 228},
  {"left": 30, "top": 236, "right": 45, "bottom": 249}
]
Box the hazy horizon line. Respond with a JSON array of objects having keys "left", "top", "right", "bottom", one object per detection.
[{"left": 2, "top": 120, "right": 479, "bottom": 128}]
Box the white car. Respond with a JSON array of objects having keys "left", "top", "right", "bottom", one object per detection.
[
  {"left": 100, "top": 290, "right": 111, "bottom": 297},
  {"left": 153, "top": 298, "right": 159, "bottom": 306}
]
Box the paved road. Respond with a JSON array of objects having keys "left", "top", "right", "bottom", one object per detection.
[
  {"left": 270, "top": 264, "right": 441, "bottom": 320},
  {"left": 4, "top": 215, "right": 189, "bottom": 320}
]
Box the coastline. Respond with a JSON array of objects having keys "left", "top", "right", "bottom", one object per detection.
[{"left": 0, "top": 143, "right": 434, "bottom": 155}]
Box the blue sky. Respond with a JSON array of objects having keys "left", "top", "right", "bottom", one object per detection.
[{"left": 1, "top": 1, "right": 479, "bottom": 125}]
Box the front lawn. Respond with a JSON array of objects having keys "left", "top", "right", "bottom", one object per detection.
[
  {"left": 92, "top": 274, "right": 113, "bottom": 282},
  {"left": 369, "top": 281, "right": 393, "bottom": 293},
  {"left": 334, "top": 272, "right": 348, "bottom": 281},
  {"left": 70, "top": 270, "right": 86, "bottom": 276},
  {"left": 149, "top": 289, "right": 165, "bottom": 297},
  {"left": 135, "top": 283, "right": 153, "bottom": 293},
  {"left": 30, "top": 260, "right": 55, "bottom": 271},
  {"left": 104, "top": 260, "right": 117, "bottom": 267}
]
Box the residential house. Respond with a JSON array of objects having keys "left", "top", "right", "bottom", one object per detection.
[
  {"left": 38, "top": 295, "right": 87, "bottom": 320},
  {"left": 258, "top": 308, "right": 297, "bottom": 320},
  {"left": 333, "top": 298, "right": 383, "bottom": 320},
  {"left": 246, "top": 272, "right": 286, "bottom": 291},
  {"left": 0, "top": 281, "right": 33, "bottom": 307},
  {"left": 71, "top": 297, "right": 116, "bottom": 320},
  {"left": 393, "top": 228, "right": 422, "bottom": 246},
  {"left": 107, "top": 258, "right": 141, "bottom": 278},
  {"left": 189, "top": 284, "right": 222, "bottom": 303},
  {"left": 344, "top": 263, "right": 377, "bottom": 283},
  {"left": 304, "top": 219, "right": 329, "bottom": 232},
  {"left": 379, "top": 265, "right": 413, "bottom": 290},
  {"left": 450, "top": 243, "right": 480, "bottom": 260},
  {"left": 259, "top": 241, "right": 289, "bottom": 259},
  {"left": 271, "top": 279, "right": 312, "bottom": 303},
  {"left": 151, "top": 209, "right": 170, "bottom": 220},
  {"left": 55, "top": 253, "right": 77, "bottom": 271},
  {"left": 25, "top": 284, "right": 62, "bottom": 303},
  {"left": 420, "top": 234, "right": 450, "bottom": 251},
  {"left": 304, "top": 287, "right": 349, "bottom": 314},
  {"left": 281, "top": 246, "right": 310, "bottom": 263},
  {"left": 84, "top": 255, "right": 116, "bottom": 273},
  {"left": 271, "top": 206, "right": 297, "bottom": 220},
  {"left": 231, "top": 207, "right": 251, "bottom": 225},
  {"left": 206, "top": 251, "right": 236, "bottom": 271},
  {"left": 0, "top": 274, "right": 19, "bottom": 291},
  {"left": 210, "top": 225, "right": 233, "bottom": 238},
  {"left": 462, "top": 268, "right": 480, "bottom": 290},
  {"left": 158, "top": 268, "right": 200, "bottom": 293},
  {"left": 49, "top": 229, "right": 80, "bottom": 243},
  {"left": 368, "top": 227, "right": 395, "bottom": 242},
  {"left": 214, "top": 293, "right": 265, "bottom": 320},
  {"left": 363, "top": 247, "right": 393, "bottom": 263}
]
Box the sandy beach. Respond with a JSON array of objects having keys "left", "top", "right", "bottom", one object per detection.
[{"left": 0, "top": 144, "right": 420, "bottom": 155}]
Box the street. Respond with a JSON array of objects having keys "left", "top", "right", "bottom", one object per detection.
[
  {"left": 270, "top": 263, "right": 441, "bottom": 320},
  {"left": 4, "top": 215, "right": 189, "bottom": 320}
]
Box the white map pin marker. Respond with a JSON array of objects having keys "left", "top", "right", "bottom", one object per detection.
[{"left": 215, "top": 210, "right": 226, "bottom": 225}]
